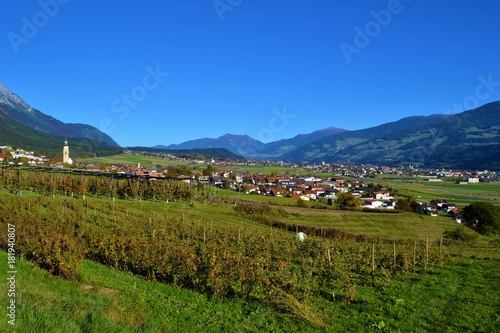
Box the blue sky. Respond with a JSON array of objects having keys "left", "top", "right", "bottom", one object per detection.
[{"left": 1, "top": 0, "right": 499, "bottom": 147}]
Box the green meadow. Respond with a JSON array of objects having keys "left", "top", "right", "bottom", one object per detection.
[
  {"left": 0, "top": 193, "right": 499, "bottom": 332},
  {"left": 378, "top": 177, "right": 500, "bottom": 206},
  {"left": 1, "top": 163, "right": 499, "bottom": 332},
  {"left": 75, "top": 153, "right": 304, "bottom": 174}
]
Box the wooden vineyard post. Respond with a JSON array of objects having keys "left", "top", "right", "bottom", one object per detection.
[
  {"left": 393, "top": 241, "right": 397, "bottom": 272},
  {"left": 439, "top": 235, "right": 443, "bottom": 260},
  {"left": 372, "top": 243, "right": 375, "bottom": 287},
  {"left": 327, "top": 248, "right": 335, "bottom": 301},
  {"left": 425, "top": 236, "right": 429, "bottom": 273},
  {"left": 238, "top": 220, "right": 242, "bottom": 243},
  {"left": 413, "top": 239, "right": 417, "bottom": 273}
]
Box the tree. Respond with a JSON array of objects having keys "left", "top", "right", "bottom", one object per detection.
[
  {"left": 336, "top": 192, "right": 361, "bottom": 208},
  {"left": 395, "top": 198, "right": 412, "bottom": 212},
  {"left": 395, "top": 196, "right": 424, "bottom": 214},
  {"left": 462, "top": 202, "right": 500, "bottom": 235},
  {"left": 203, "top": 165, "right": 214, "bottom": 176}
]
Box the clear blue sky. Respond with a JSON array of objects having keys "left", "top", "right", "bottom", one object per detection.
[{"left": 1, "top": 0, "right": 499, "bottom": 147}]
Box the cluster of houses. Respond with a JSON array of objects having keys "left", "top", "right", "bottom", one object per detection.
[
  {"left": 420, "top": 199, "right": 461, "bottom": 221},
  {"left": 200, "top": 169, "right": 402, "bottom": 209},
  {"left": 0, "top": 146, "right": 49, "bottom": 165}
]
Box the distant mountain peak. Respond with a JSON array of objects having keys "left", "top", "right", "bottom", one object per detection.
[
  {"left": 312, "top": 127, "right": 348, "bottom": 134},
  {"left": 0, "top": 83, "right": 33, "bottom": 114},
  {"left": 218, "top": 133, "right": 253, "bottom": 139},
  {"left": 0, "top": 83, "right": 120, "bottom": 147}
]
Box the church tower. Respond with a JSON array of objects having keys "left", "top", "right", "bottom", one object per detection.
[{"left": 63, "top": 139, "right": 70, "bottom": 164}]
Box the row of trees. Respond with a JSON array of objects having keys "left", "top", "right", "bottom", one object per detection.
[{"left": 0, "top": 168, "right": 219, "bottom": 203}]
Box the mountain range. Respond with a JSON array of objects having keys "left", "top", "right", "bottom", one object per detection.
[
  {"left": 153, "top": 127, "right": 347, "bottom": 160},
  {"left": 0, "top": 83, "right": 119, "bottom": 147},
  {"left": 284, "top": 101, "right": 500, "bottom": 169},
  {"left": 158, "top": 101, "right": 500, "bottom": 169},
  {"left": 2, "top": 83, "right": 499, "bottom": 169},
  {"left": 0, "top": 83, "right": 122, "bottom": 158}
]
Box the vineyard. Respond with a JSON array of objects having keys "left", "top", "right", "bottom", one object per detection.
[{"left": 0, "top": 168, "right": 498, "bottom": 331}]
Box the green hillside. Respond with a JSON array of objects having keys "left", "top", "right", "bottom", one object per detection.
[
  {"left": 0, "top": 186, "right": 499, "bottom": 332},
  {"left": 286, "top": 101, "right": 500, "bottom": 168},
  {"left": 127, "top": 146, "right": 245, "bottom": 160},
  {"left": 281, "top": 114, "right": 450, "bottom": 163},
  {"left": 0, "top": 116, "right": 122, "bottom": 158}
]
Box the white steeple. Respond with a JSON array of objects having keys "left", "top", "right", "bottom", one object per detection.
[{"left": 63, "top": 138, "right": 70, "bottom": 164}]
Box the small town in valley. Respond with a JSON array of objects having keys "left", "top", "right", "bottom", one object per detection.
[{"left": 1, "top": 140, "right": 498, "bottom": 222}]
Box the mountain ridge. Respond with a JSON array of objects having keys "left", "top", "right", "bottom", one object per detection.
[
  {"left": 0, "top": 83, "right": 122, "bottom": 158},
  {"left": 3, "top": 83, "right": 499, "bottom": 168},
  {"left": 155, "top": 127, "right": 348, "bottom": 160},
  {"left": 286, "top": 101, "right": 500, "bottom": 169},
  {"left": 153, "top": 101, "right": 500, "bottom": 169},
  {"left": 0, "top": 83, "right": 120, "bottom": 147}
]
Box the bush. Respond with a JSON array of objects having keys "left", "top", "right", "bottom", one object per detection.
[
  {"left": 443, "top": 227, "right": 478, "bottom": 245},
  {"left": 297, "top": 199, "right": 306, "bottom": 208},
  {"left": 489, "top": 238, "right": 500, "bottom": 247},
  {"left": 462, "top": 202, "right": 500, "bottom": 235}
]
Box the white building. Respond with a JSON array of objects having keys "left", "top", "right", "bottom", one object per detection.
[{"left": 63, "top": 139, "right": 73, "bottom": 164}]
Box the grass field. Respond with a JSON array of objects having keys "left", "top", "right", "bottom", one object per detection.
[
  {"left": 75, "top": 153, "right": 303, "bottom": 174},
  {"left": 1, "top": 163, "right": 500, "bottom": 331},
  {"left": 76, "top": 153, "right": 188, "bottom": 168},
  {"left": 1, "top": 248, "right": 499, "bottom": 333},
  {"left": 75, "top": 154, "right": 311, "bottom": 175},
  {"left": 381, "top": 178, "right": 500, "bottom": 206},
  {"left": 1, "top": 193, "right": 499, "bottom": 332},
  {"left": 0, "top": 250, "right": 310, "bottom": 333}
]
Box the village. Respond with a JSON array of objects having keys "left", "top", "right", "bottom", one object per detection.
[{"left": 2, "top": 140, "right": 497, "bottom": 221}]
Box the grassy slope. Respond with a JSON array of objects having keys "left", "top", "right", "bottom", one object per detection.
[
  {"left": 1, "top": 180, "right": 500, "bottom": 331},
  {"left": 0, "top": 250, "right": 309, "bottom": 333},
  {"left": 1, "top": 243, "right": 499, "bottom": 332},
  {"left": 72, "top": 194, "right": 461, "bottom": 241}
]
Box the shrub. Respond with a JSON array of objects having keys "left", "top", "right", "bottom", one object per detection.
[
  {"left": 443, "top": 227, "right": 478, "bottom": 245},
  {"left": 462, "top": 202, "right": 500, "bottom": 235}
]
